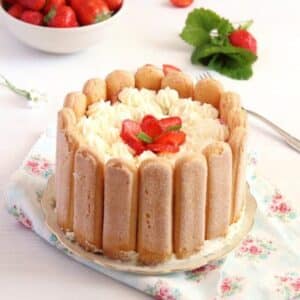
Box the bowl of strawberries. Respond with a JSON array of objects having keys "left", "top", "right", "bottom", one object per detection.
[{"left": 0, "top": 0, "right": 125, "bottom": 53}]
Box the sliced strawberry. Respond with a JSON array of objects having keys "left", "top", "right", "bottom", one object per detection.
[
  {"left": 120, "top": 120, "right": 145, "bottom": 155},
  {"left": 154, "top": 131, "right": 186, "bottom": 146},
  {"left": 141, "top": 115, "right": 162, "bottom": 138},
  {"left": 162, "top": 64, "right": 181, "bottom": 76},
  {"left": 147, "top": 143, "right": 179, "bottom": 153},
  {"left": 158, "top": 116, "right": 182, "bottom": 132}
]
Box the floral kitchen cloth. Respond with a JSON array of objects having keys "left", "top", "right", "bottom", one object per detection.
[{"left": 5, "top": 123, "right": 300, "bottom": 300}]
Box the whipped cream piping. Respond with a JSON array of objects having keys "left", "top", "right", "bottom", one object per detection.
[{"left": 76, "top": 87, "right": 228, "bottom": 166}]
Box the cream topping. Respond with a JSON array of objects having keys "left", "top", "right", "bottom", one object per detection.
[{"left": 76, "top": 87, "right": 228, "bottom": 166}]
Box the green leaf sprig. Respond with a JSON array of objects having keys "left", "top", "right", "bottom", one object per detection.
[
  {"left": 180, "top": 8, "right": 257, "bottom": 80},
  {"left": 0, "top": 74, "right": 47, "bottom": 107}
]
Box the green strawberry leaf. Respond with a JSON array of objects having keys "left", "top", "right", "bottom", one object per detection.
[
  {"left": 180, "top": 8, "right": 257, "bottom": 80},
  {"left": 180, "top": 8, "right": 234, "bottom": 47},
  {"left": 136, "top": 132, "right": 153, "bottom": 144},
  {"left": 208, "top": 55, "right": 254, "bottom": 80},
  {"left": 166, "top": 124, "right": 182, "bottom": 132},
  {"left": 192, "top": 44, "right": 257, "bottom": 65},
  {"left": 180, "top": 26, "right": 211, "bottom": 47},
  {"left": 192, "top": 45, "right": 256, "bottom": 80}
]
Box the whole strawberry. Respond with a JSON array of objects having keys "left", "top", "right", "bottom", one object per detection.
[
  {"left": 18, "top": 0, "right": 46, "bottom": 11},
  {"left": 43, "top": 0, "right": 65, "bottom": 14},
  {"left": 21, "top": 10, "right": 43, "bottom": 25},
  {"left": 44, "top": 5, "right": 78, "bottom": 27},
  {"left": 105, "top": 0, "right": 122, "bottom": 11},
  {"left": 71, "top": 0, "right": 110, "bottom": 26},
  {"left": 8, "top": 3, "right": 24, "bottom": 18},
  {"left": 229, "top": 29, "right": 257, "bottom": 55}
]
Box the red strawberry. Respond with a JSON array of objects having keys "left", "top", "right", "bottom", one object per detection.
[
  {"left": 8, "top": 3, "right": 24, "bottom": 18},
  {"left": 170, "top": 0, "right": 193, "bottom": 8},
  {"left": 158, "top": 116, "right": 182, "bottom": 132},
  {"left": 5, "top": 0, "right": 17, "bottom": 4},
  {"left": 120, "top": 120, "right": 145, "bottom": 155},
  {"left": 44, "top": 5, "right": 78, "bottom": 27},
  {"left": 154, "top": 131, "right": 186, "bottom": 147},
  {"left": 141, "top": 115, "right": 162, "bottom": 139},
  {"left": 162, "top": 64, "right": 181, "bottom": 76},
  {"left": 147, "top": 143, "right": 179, "bottom": 153},
  {"left": 229, "top": 29, "right": 257, "bottom": 55},
  {"left": 21, "top": 10, "right": 43, "bottom": 25},
  {"left": 18, "top": 0, "right": 46, "bottom": 11},
  {"left": 105, "top": 0, "right": 122, "bottom": 11},
  {"left": 43, "top": 0, "right": 65, "bottom": 14},
  {"left": 71, "top": 0, "right": 110, "bottom": 26}
]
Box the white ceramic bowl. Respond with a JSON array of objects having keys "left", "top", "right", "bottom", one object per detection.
[{"left": 0, "top": 1, "right": 126, "bottom": 54}]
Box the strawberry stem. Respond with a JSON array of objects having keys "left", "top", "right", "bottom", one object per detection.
[
  {"left": 233, "top": 19, "right": 254, "bottom": 30},
  {"left": 0, "top": 74, "right": 47, "bottom": 103},
  {"left": 0, "top": 74, "right": 30, "bottom": 100}
]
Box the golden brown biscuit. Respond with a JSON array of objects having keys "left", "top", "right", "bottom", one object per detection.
[
  {"left": 227, "top": 108, "right": 248, "bottom": 131},
  {"left": 138, "top": 159, "right": 173, "bottom": 265},
  {"left": 57, "top": 108, "right": 76, "bottom": 131},
  {"left": 161, "top": 71, "right": 194, "bottom": 98},
  {"left": 106, "top": 70, "right": 135, "bottom": 103},
  {"left": 103, "top": 159, "right": 138, "bottom": 260},
  {"left": 174, "top": 155, "right": 207, "bottom": 259},
  {"left": 194, "top": 78, "right": 224, "bottom": 108},
  {"left": 73, "top": 147, "right": 104, "bottom": 252},
  {"left": 219, "top": 92, "right": 241, "bottom": 123},
  {"left": 229, "top": 127, "right": 247, "bottom": 223},
  {"left": 83, "top": 78, "right": 106, "bottom": 105},
  {"left": 56, "top": 129, "right": 80, "bottom": 232},
  {"left": 135, "top": 65, "right": 164, "bottom": 91},
  {"left": 204, "top": 142, "right": 232, "bottom": 239},
  {"left": 64, "top": 92, "right": 87, "bottom": 119}
]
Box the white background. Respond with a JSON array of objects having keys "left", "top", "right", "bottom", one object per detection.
[{"left": 0, "top": 0, "right": 300, "bottom": 299}]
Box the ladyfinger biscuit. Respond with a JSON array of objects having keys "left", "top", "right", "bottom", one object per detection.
[
  {"left": 135, "top": 65, "right": 164, "bottom": 91},
  {"left": 56, "top": 129, "right": 80, "bottom": 232},
  {"left": 64, "top": 92, "right": 87, "bottom": 119},
  {"left": 194, "top": 78, "right": 224, "bottom": 108},
  {"left": 204, "top": 142, "right": 232, "bottom": 239},
  {"left": 83, "top": 78, "right": 107, "bottom": 105},
  {"left": 106, "top": 70, "right": 135, "bottom": 103},
  {"left": 174, "top": 155, "right": 207, "bottom": 259},
  {"left": 227, "top": 108, "right": 248, "bottom": 131},
  {"left": 138, "top": 159, "right": 173, "bottom": 265},
  {"left": 229, "top": 127, "right": 247, "bottom": 223},
  {"left": 73, "top": 147, "right": 104, "bottom": 252},
  {"left": 219, "top": 92, "right": 241, "bottom": 123},
  {"left": 57, "top": 108, "right": 76, "bottom": 131},
  {"left": 103, "top": 159, "right": 138, "bottom": 260},
  {"left": 161, "top": 71, "right": 194, "bottom": 98}
]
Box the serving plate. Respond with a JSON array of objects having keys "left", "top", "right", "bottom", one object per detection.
[{"left": 41, "top": 176, "right": 256, "bottom": 275}]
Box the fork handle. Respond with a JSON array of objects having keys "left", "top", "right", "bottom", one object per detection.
[{"left": 244, "top": 108, "right": 300, "bottom": 153}]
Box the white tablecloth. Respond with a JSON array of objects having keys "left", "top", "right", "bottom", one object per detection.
[{"left": 0, "top": 0, "right": 300, "bottom": 299}]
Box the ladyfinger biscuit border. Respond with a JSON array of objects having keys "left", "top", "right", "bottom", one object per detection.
[
  {"left": 138, "top": 159, "right": 173, "bottom": 265},
  {"left": 204, "top": 142, "right": 233, "bottom": 239},
  {"left": 73, "top": 146, "right": 104, "bottom": 252},
  {"left": 103, "top": 159, "right": 138, "bottom": 260},
  {"left": 174, "top": 155, "right": 208, "bottom": 259}
]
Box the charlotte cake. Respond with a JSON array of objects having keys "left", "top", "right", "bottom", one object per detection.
[{"left": 55, "top": 65, "right": 248, "bottom": 265}]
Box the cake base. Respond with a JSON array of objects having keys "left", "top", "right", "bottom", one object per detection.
[{"left": 41, "top": 176, "right": 256, "bottom": 275}]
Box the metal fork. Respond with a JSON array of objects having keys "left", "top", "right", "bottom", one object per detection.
[{"left": 196, "top": 72, "right": 300, "bottom": 153}]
